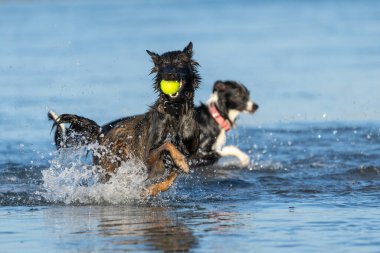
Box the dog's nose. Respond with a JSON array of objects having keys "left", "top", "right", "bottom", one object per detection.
[
  {"left": 162, "top": 66, "right": 179, "bottom": 80},
  {"left": 246, "top": 101, "right": 259, "bottom": 113}
]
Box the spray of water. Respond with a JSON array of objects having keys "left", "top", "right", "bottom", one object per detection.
[{"left": 41, "top": 147, "right": 149, "bottom": 205}]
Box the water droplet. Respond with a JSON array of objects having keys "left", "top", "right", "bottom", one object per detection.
[
  {"left": 333, "top": 130, "right": 338, "bottom": 135},
  {"left": 317, "top": 134, "right": 322, "bottom": 139},
  {"left": 322, "top": 113, "right": 327, "bottom": 118}
]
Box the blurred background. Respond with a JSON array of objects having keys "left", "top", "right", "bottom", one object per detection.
[{"left": 1, "top": 0, "right": 379, "bottom": 144}]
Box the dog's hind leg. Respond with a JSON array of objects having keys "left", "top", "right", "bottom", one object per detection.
[
  {"left": 144, "top": 171, "right": 178, "bottom": 196},
  {"left": 147, "top": 142, "right": 189, "bottom": 174}
]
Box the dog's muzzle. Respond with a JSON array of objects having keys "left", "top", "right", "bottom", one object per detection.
[
  {"left": 245, "top": 101, "right": 259, "bottom": 113},
  {"left": 168, "top": 80, "right": 183, "bottom": 98}
]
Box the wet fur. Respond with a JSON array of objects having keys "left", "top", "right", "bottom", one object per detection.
[
  {"left": 78, "top": 80, "right": 259, "bottom": 168},
  {"left": 49, "top": 42, "right": 201, "bottom": 196}
]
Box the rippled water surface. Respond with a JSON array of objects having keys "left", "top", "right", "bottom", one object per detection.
[
  {"left": 1, "top": 124, "right": 379, "bottom": 252},
  {"left": 1, "top": 0, "right": 380, "bottom": 252}
]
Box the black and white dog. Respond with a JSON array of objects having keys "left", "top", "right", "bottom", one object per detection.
[{"left": 191, "top": 80, "right": 259, "bottom": 167}]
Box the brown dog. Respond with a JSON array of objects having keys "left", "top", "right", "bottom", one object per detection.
[{"left": 49, "top": 42, "right": 201, "bottom": 196}]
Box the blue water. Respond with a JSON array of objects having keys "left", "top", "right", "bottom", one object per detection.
[{"left": 1, "top": 0, "right": 380, "bottom": 252}]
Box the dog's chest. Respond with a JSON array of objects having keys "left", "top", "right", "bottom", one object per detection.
[
  {"left": 212, "top": 129, "right": 226, "bottom": 151},
  {"left": 161, "top": 120, "right": 191, "bottom": 153}
]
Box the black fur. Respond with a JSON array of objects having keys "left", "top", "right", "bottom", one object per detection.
[
  {"left": 191, "top": 80, "right": 259, "bottom": 167},
  {"left": 49, "top": 42, "right": 201, "bottom": 188},
  {"left": 86, "top": 80, "right": 259, "bottom": 168}
]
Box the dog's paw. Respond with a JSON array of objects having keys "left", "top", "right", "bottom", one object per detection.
[
  {"left": 173, "top": 154, "right": 189, "bottom": 174},
  {"left": 238, "top": 153, "right": 250, "bottom": 167},
  {"left": 162, "top": 151, "right": 189, "bottom": 174},
  {"left": 144, "top": 185, "right": 160, "bottom": 197}
]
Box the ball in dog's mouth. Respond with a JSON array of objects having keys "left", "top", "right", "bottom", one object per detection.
[{"left": 160, "top": 80, "right": 182, "bottom": 98}]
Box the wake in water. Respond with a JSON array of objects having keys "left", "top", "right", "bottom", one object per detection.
[{"left": 41, "top": 147, "right": 150, "bottom": 204}]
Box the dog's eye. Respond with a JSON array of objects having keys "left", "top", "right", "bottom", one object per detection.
[{"left": 173, "top": 59, "right": 186, "bottom": 68}]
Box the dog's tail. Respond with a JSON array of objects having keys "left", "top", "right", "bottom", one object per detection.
[
  {"left": 48, "top": 111, "right": 66, "bottom": 149},
  {"left": 48, "top": 110, "right": 101, "bottom": 149}
]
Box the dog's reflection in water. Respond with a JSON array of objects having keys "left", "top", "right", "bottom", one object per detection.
[
  {"left": 97, "top": 206, "right": 197, "bottom": 252},
  {"left": 43, "top": 206, "right": 197, "bottom": 252},
  {"left": 42, "top": 205, "right": 241, "bottom": 252}
]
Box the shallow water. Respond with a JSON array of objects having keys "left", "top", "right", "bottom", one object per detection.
[
  {"left": 1, "top": 0, "right": 380, "bottom": 252},
  {"left": 1, "top": 123, "right": 380, "bottom": 252}
]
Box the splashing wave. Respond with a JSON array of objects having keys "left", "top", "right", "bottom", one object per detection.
[{"left": 41, "top": 149, "right": 149, "bottom": 205}]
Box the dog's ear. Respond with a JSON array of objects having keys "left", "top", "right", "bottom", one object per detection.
[
  {"left": 183, "top": 42, "right": 193, "bottom": 57},
  {"left": 213, "top": 80, "right": 227, "bottom": 92},
  {"left": 146, "top": 50, "right": 160, "bottom": 65}
]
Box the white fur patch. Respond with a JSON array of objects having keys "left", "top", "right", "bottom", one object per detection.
[
  {"left": 217, "top": 145, "right": 250, "bottom": 167},
  {"left": 212, "top": 129, "right": 226, "bottom": 151},
  {"left": 48, "top": 110, "right": 59, "bottom": 121},
  {"left": 245, "top": 101, "right": 254, "bottom": 112},
  {"left": 228, "top": 109, "right": 240, "bottom": 123},
  {"left": 207, "top": 92, "right": 219, "bottom": 105},
  {"left": 49, "top": 110, "right": 66, "bottom": 135}
]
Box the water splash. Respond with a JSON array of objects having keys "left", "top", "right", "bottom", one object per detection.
[{"left": 41, "top": 148, "right": 149, "bottom": 205}]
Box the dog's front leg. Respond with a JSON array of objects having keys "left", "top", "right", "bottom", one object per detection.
[
  {"left": 144, "top": 171, "right": 178, "bottom": 196},
  {"left": 144, "top": 142, "right": 189, "bottom": 196},
  {"left": 146, "top": 142, "right": 189, "bottom": 174},
  {"left": 217, "top": 145, "right": 250, "bottom": 167}
]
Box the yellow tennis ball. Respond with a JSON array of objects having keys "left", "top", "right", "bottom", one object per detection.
[{"left": 160, "top": 80, "right": 180, "bottom": 95}]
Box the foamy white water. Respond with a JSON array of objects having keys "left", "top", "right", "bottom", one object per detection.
[{"left": 42, "top": 149, "right": 149, "bottom": 204}]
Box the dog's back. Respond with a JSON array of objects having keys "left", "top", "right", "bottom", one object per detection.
[{"left": 95, "top": 114, "right": 148, "bottom": 172}]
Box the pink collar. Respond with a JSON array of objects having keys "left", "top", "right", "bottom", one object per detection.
[{"left": 208, "top": 103, "right": 232, "bottom": 131}]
